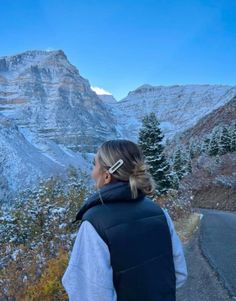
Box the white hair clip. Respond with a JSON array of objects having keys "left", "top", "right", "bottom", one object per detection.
[{"left": 108, "top": 159, "right": 124, "bottom": 174}]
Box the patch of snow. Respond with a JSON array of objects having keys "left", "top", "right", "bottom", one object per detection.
[{"left": 91, "top": 86, "right": 112, "bottom": 95}]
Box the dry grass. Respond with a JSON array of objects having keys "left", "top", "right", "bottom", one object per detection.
[{"left": 174, "top": 212, "right": 202, "bottom": 244}]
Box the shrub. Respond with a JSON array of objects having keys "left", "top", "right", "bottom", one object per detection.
[
  {"left": 155, "top": 189, "right": 192, "bottom": 221},
  {"left": 0, "top": 171, "right": 89, "bottom": 300},
  {"left": 23, "top": 248, "right": 68, "bottom": 301}
]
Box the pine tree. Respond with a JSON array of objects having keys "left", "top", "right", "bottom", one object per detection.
[
  {"left": 230, "top": 122, "right": 236, "bottom": 152},
  {"left": 185, "top": 147, "right": 192, "bottom": 174},
  {"left": 138, "top": 112, "right": 173, "bottom": 195},
  {"left": 189, "top": 140, "right": 202, "bottom": 158},
  {"left": 187, "top": 159, "right": 192, "bottom": 174},
  {"left": 201, "top": 137, "right": 210, "bottom": 154},
  {"left": 208, "top": 129, "right": 220, "bottom": 156},
  {"left": 189, "top": 141, "right": 197, "bottom": 159},
  {"left": 169, "top": 171, "right": 179, "bottom": 190},
  {"left": 219, "top": 126, "right": 231, "bottom": 155},
  {"left": 173, "top": 149, "right": 185, "bottom": 179}
]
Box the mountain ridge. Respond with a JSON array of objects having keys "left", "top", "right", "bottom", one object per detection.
[
  {"left": 0, "top": 49, "right": 118, "bottom": 150},
  {"left": 0, "top": 50, "right": 119, "bottom": 202},
  {"left": 1, "top": 49, "right": 236, "bottom": 203},
  {"left": 114, "top": 83, "right": 236, "bottom": 142}
]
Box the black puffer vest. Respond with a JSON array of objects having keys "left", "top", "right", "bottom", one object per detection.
[{"left": 75, "top": 182, "right": 176, "bottom": 301}]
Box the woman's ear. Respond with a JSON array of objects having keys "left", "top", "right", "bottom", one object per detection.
[{"left": 104, "top": 171, "right": 112, "bottom": 184}]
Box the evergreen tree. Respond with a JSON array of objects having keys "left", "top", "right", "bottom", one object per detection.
[
  {"left": 138, "top": 112, "right": 173, "bottom": 195},
  {"left": 189, "top": 141, "right": 197, "bottom": 159},
  {"left": 208, "top": 129, "right": 220, "bottom": 156},
  {"left": 201, "top": 137, "right": 210, "bottom": 154},
  {"left": 189, "top": 140, "right": 202, "bottom": 158},
  {"left": 219, "top": 126, "right": 231, "bottom": 155},
  {"left": 187, "top": 159, "right": 192, "bottom": 174},
  {"left": 185, "top": 146, "right": 193, "bottom": 174},
  {"left": 173, "top": 149, "right": 186, "bottom": 179},
  {"left": 230, "top": 122, "right": 236, "bottom": 152},
  {"left": 173, "top": 148, "right": 192, "bottom": 179},
  {"left": 169, "top": 171, "right": 179, "bottom": 190}
]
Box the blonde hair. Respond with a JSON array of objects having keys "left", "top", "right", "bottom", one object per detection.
[{"left": 97, "top": 140, "right": 156, "bottom": 198}]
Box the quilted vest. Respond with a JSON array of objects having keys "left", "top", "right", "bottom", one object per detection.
[{"left": 75, "top": 182, "right": 176, "bottom": 301}]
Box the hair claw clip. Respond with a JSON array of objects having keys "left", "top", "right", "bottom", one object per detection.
[{"left": 108, "top": 159, "right": 124, "bottom": 174}]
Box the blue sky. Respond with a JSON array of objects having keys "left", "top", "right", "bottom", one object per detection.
[{"left": 0, "top": 0, "right": 236, "bottom": 100}]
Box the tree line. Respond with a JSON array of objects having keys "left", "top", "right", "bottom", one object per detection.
[{"left": 138, "top": 112, "right": 236, "bottom": 195}]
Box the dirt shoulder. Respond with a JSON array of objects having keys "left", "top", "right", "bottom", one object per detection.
[
  {"left": 174, "top": 212, "right": 202, "bottom": 244},
  {"left": 192, "top": 187, "right": 236, "bottom": 212}
]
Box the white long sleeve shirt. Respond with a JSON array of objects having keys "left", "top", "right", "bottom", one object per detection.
[{"left": 62, "top": 208, "right": 188, "bottom": 301}]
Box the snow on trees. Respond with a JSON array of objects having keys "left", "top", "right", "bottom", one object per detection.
[
  {"left": 172, "top": 147, "right": 192, "bottom": 182},
  {"left": 208, "top": 128, "right": 220, "bottom": 156},
  {"left": 231, "top": 122, "right": 236, "bottom": 152},
  {"left": 138, "top": 112, "right": 173, "bottom": 195},
  {"left": 219, "top": 126, "right": 231, "bottom": 155}
]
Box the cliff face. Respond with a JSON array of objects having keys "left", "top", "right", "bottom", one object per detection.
[
  {"left": 0, "top": 50, "right": 118, "bottom": 152},
  {"left": 0, "top": 50, "right": 120, "bottom": 202},
  {"left": 115, "top": 84, "right": 236, "bottom": 141}
]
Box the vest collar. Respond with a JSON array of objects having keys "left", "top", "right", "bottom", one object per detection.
[{"left": 74, "top": 181, "right": 144, "bottom": 222}]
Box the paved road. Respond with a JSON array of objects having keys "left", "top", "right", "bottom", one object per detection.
[
  {"left": 200, "top": 209, "right": 236, "bottom": 298},
  {"left": 177, "top": 209, "right": 236, "bottom": 301},
  {"left": 176, "top": 230, "right": 233, "bottom": 300}
]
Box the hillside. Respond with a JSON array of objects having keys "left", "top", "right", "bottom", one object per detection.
[
  {"left": 0, "top": 50, "right": 120, "bottom": 201},
  {"left": 180, "top": 152, "right": 236, "bottom": 211},
  {"left": 173, "top": 96, "right": 236, "bottom": 146},
  {"left": 166, "top": 96, "right": 236, "bottom": 210},
  {"left": 114, "top": 84, "right": 236, "bottom": 142}
]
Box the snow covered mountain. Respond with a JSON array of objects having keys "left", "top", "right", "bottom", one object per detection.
[
  {"left": 91, "top": 86, "right": 117, "bottom": 104},
  {"left": 174, "top": 95, "right": 236, "bottom": 146},
  {"left": 0, "top": 50, "right": 119, "bottom": 202},
  {"left": 115, "top": 84, "right": 236, "bottom": 142},
  {"left": 1, "top": 49, "right": 236, "bottom": 204},
  {"left": 0, "top": 113, "right": 92, "bottom": 203},
  {"left": 0, "top": 50, "right": 118, "bottom": 152},
  {"left": 96, "top": 93, "right": 117, "bottom": 104},
  {"left": 0, "top": 114, "right": 60, "bottom": 202}
]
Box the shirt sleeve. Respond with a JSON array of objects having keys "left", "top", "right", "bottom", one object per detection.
[
  {"left": 162, "top": 208, "right": 188, "bottom": 289},
  {"left": 62, "top": 220, "right": 117, "bottom": 301}
]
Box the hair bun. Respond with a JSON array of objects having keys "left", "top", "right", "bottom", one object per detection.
[
  {"left": 97, "top": 139, "right": 156, "bottom": 198},
  {"left": 132, "top": 162, "right": 146, "bottom": 177},
  {"left": 129, "top": 162, "right": 155, "bottom": 198}
]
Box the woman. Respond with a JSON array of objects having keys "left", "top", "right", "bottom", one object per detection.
[{"left": 62, "top": 139, "right": 187, "bottom": 301}]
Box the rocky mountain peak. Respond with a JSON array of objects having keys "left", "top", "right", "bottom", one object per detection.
[
  {"left": 0, "top": 50, "right": 121, "bottom": 201},
  {"left": 0, "top": 50, "right": 118, "bottom": 152},
  {"left": 0, "top": 49, "right": 80, "bottom": 81},
  {"left": 0, "top": 49, "right": 66, "bottom": 67}
]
